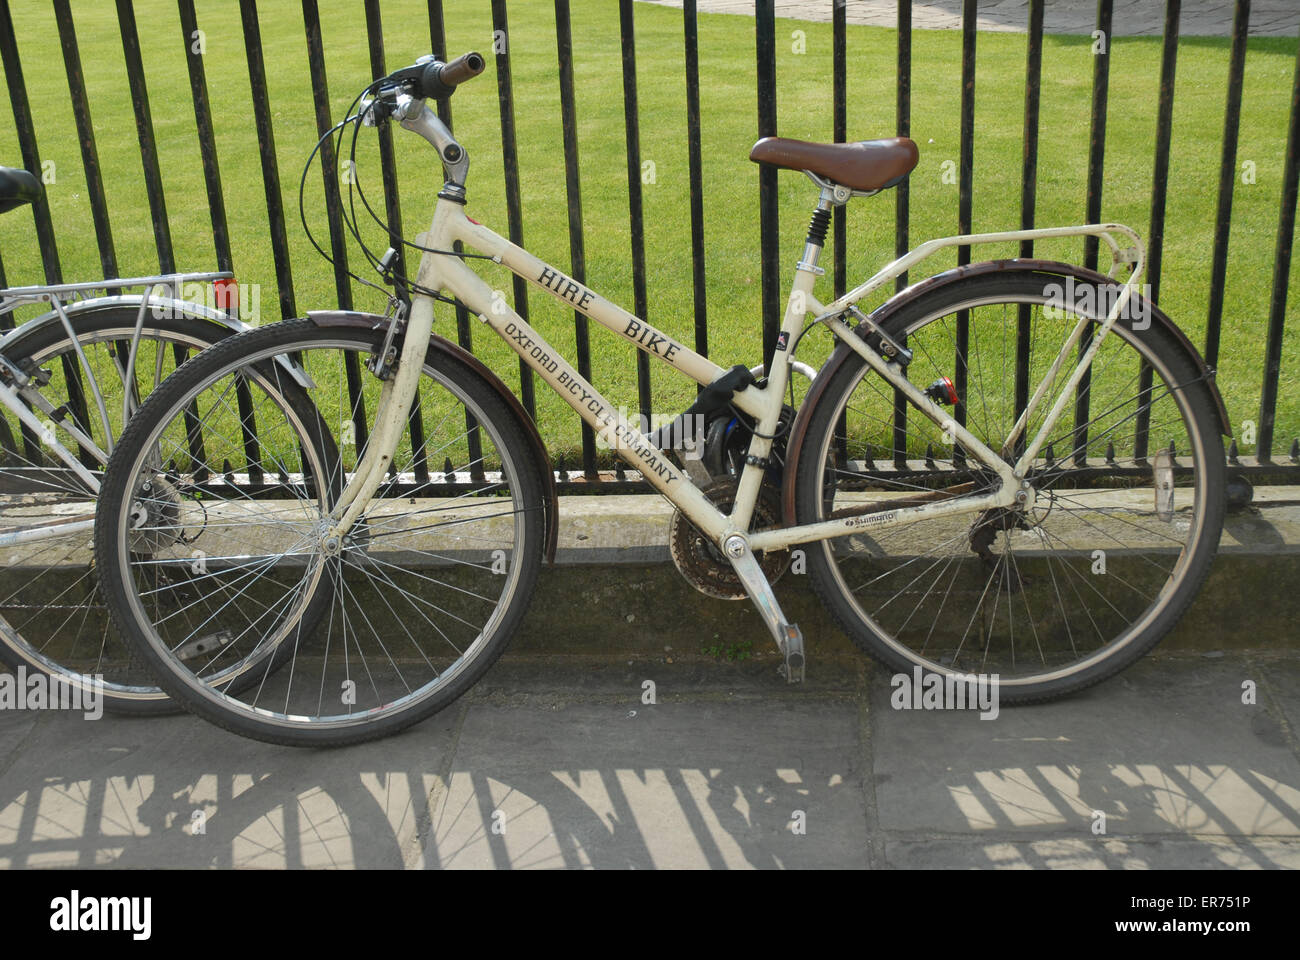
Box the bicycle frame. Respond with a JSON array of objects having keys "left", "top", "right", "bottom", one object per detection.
[{"left": 328, "top": 191, "right": 1146, "bottom": 560}]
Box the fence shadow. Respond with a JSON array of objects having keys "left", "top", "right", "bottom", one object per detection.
[{"left": 1, "top": 660, "right": 1296, "bottom": 868}]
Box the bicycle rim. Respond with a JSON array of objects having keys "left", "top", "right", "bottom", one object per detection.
[
  {"left": 98, "top": 323, "right": 542, "bottom": 743},
  {"left": 799, "top": 274, "right": 1224, "bottom": 697}
]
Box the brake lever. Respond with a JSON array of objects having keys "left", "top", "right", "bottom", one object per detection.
[{"left": 360, "top": 91, "right": 399, "bottom": 127}]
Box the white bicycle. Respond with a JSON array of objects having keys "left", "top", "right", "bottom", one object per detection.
[{"left": 92, "top": 55, "right": 1227, "bottom": 745}]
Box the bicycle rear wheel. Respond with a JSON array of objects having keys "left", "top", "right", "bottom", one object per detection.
[
  {"left": 793, "top": 269, "right": 1226, "bottom": 702},
  {"left": 95, "top": 319, "right": 546, "bottom": 746},
  {"left": 0, "top": 307, "right": 241, "bottom": 714}
]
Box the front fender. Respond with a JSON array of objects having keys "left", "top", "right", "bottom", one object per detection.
[
  {"left": 781, "top": 259, "right": 1232, "bottom": 526},
  {"left": 307, "top": 310, "right": 558, "bottom": 562}
]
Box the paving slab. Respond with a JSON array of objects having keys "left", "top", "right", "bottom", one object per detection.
[
  {"left": 870, "top": 654, "right": 1300, "bottom": 843},
  {"left": 0, "top": 712, "right": 37, "bottom": 781},
  {"left": 1258, "top": 654, "right": 1300, "bottom": 761},
  {"left": 1, "top": 655, "right": 1297, "bottom": 869},
  {"left": 885, "top": 835, "right": 1300, "bottom": 869},
  {"left": 418, "top": 693, "right": 868, "bottom": 869},
  {"left": 0, "top": 709, "right": 460, "bottom": 869}
]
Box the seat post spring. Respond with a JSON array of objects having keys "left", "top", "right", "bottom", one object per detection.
[{"left": 806, "top": 206, "right": 832, "bottom": 247}]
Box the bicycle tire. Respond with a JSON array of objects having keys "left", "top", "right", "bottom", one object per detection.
[
  {"left": 793, "top": 269, "right": 1226, "bottom": 703},
  {"left": 95, "top": 318, "right": 546, "bottom": 746}
]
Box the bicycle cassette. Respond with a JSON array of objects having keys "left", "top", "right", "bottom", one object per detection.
[{"left": 669, "top": 478, "right": 789, "bottom": 600}]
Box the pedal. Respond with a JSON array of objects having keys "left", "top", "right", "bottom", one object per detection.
[{"left": 778, "top": 623, "right": 805, "bottom": 684}]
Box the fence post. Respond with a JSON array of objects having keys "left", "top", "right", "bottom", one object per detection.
[
  {"left": 303, "top": 0, "right": 369, "bottom": 461},
  {"left": 1134, "top": 0, "right": 1181, "bottom": 464},
  {"left": 553, "top": 0, "right": 598, "bottom": 480},
  {"left": 1075, "top": 0, "right": 1114, "bottom": 467},
  {"left": 179, "top": 0, "right": 232, "bottom": 274},
  {"left": 239, "top": 0, "right": 296, "bottom": 324},
  {"left": 1205, "top": 0, "right": 1251, "bottom": 370},
  {"left": 1014, "top": 0, "right": 1045, "bottom": 454},
  {"left": 1257, "top": 28, "right": 1300, "bottom": 461},
  {"left": 952, "top": 0, "right": 977, "bottom": 446},
  {"left": 1, "top": 0, "right": 64, "bottom": 286},
  {"left": 56, "top": 0, "right": 118, "bottom": 280},
  {"left": 619, "top": 0, "right": 653, "bottom": 425},
  {"left": 891, "top": 0, "right": 912, "bottom": 467},
  {"left": 490, "top": 0, "right": 538, "bottom": 418},
  {"left": 755, "top": 0, "right": 779, "bottom": 367},
  {"left": 683, "top": 0, "right": 709, "bottom": 386}
]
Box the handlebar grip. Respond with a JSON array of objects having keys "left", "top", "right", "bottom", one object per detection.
[
  {"left": 419, "top": 52, "right": 485, "bottom": 99},
  {"left": 440, "top": 51, "right": 485, "bottom": 87}
]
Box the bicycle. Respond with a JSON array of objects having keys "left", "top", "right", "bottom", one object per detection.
[
  {"left": 0, "top": 164, "right": 313, "bottom": 714},
  {"left": 92, "top": 54, "right": 1228, "bottom": 746}
]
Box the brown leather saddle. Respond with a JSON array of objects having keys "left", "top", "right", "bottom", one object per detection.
[{"left": 749, "top": 136, "right": 919, "bottom": 193}]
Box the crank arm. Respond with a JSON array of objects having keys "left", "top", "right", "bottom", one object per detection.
[{"left": 724, "top": 535, "right": 805, "bottom": 683}]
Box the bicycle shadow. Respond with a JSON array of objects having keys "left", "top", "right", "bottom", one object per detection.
[
  {"left": 0, "top": 657, "right": 869, "bottom": 869},
  {"left": 869, "top": 657, "right": 1300, "bottom": 869},
  {"left": 0, "top": 655, "right": 1295, "bottom": 869}
]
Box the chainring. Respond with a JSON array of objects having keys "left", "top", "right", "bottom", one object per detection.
[{"left": 669, "top": 478, "right": 789, "bottom": 600}]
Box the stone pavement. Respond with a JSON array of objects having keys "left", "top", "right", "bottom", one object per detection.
[
  {"left": 637, "top": 0, "right": 1300, "bottom": 37},
  {"left": 1, "top": 652, "right": 1296, "bottom": 869}
]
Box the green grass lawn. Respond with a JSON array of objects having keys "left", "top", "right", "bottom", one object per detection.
[{"left": 1, "top": 0, "right": 1298, "bottom": 461}]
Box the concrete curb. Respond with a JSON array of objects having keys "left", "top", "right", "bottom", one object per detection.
[{"left": 512, "top": 491, "right": 1300, "bottom": 659}]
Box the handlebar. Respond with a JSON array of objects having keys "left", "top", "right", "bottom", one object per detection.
[
  {"left": 373, "top": 51, "right": 485, "bottom": 105},
  {"left": 433, "top": 52, "right": 485, "bottom": 91},
  {"left": 358, "top": 53, "right": 484, "bottom": 186}
]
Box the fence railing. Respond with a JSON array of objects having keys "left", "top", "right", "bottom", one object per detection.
[{"left": 2, "top": 0, "right": 1299, "bottom": 492}]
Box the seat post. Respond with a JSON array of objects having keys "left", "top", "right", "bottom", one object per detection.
[{"left": 796, "top": 189, "right": 838, "bottom": 275}]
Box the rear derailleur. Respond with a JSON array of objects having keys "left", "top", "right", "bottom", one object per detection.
[{"left": 968, "top": 506, "right": 1034, "bottom": 593}]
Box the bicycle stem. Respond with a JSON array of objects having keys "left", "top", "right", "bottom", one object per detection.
[{"left": 321, "top": 97, "right": 472, "bottom": 539}]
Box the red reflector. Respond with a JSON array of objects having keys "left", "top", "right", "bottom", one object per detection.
[
  {"left": 213, "top": 277, "right": 238, "bottom": 310},
  {"left": 924, "top": 376, "right": 959, "bottom": 406}
]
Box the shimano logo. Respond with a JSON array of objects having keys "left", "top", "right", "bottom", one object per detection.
[{"left": 846, "top": 510, "right": 897, "bottom": 529}]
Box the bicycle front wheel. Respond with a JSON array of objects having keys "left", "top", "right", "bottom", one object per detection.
[
  {"left": 95, "top": 318, "right": 546, "bottom": 746},
  {"left": 793, "top": 269, "right": 1226, "bottom": 702}
]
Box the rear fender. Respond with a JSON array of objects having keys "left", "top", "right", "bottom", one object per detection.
[
  {"left": 0, "top": 296, "right": 314, "bottom": 390},
  {"left": 781, "top": 259, "right": 1232, "bottom": 526}
]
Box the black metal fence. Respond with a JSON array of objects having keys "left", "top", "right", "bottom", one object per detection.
[{"left": 2, "top": 0, "right": 1299, "bottom": 490}]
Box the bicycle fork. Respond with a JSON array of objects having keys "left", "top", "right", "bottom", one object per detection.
[{"left": 321, "top": 293, "right": 438, "bottom": 547}]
